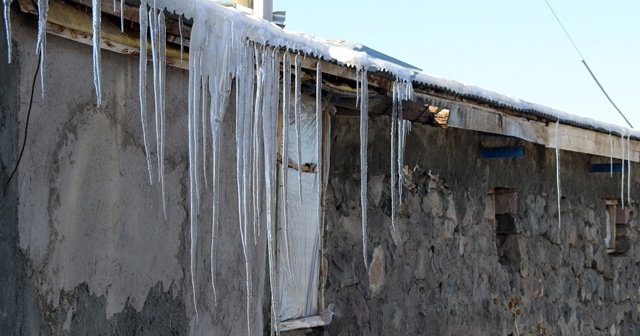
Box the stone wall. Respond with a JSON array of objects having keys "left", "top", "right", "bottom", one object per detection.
[{"left": 323, "top": 115, "right": 640, "bottom": 335}]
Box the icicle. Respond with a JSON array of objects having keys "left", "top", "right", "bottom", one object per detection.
[
  {"left": 610, "top": 132, "right": 613, "bottom": 177},
  {"left": 355, "top": 67, "right": 361, "bottom": 109},
  {"left": 359, "top": 68, "right": 369, "bottom": 268},
  {"left": 92, "top": 0, "right": 101, "bottom": 105},
  {"left": 621, "top": 134, "right": 625, "bottom": 208},
  {"left": 138, "top": 0, "right": 152, "bottom": 184},
  {"left": 294, "top": 53, "right": 303, "bottom": 204},
  {"left": 390, "top": 82, "right": 398, "bottom": 231},
  {"left": 262, "top": 47, "right": 280, "bottom": 336},
  {"left": 179, "top": 14, "right": 184, "bottom": 61},
  {"left": 3, "top": 0, "right": 13, "bottom": 63},
  {"left": 555, "top": 121, "right": 561, "bottom": 229},
  {"left": 252, "top": 45, "right": 264, "bottom": 244},
  {"left": 149, "top": 8, "right": 160, "bottom": 179},
  {"left": 158, "top": 11, "right": 167, "bottom": 218},
  {"left": 316, "top": 61, "right": 323, "bottom": 233},
  {"left": 187, "top": 46, "right": 199, "bottom": 324},
  {"left": 236, "top": 51, "right": 253, "bottom": 336},
  {"left": 281, "top": 52, "right": 293, "bottom": 275},
  {"left": 36, "top": 0, "right": 48, "bottom": 98},
  {"left": 202, "top": 77, "right": 208, "bottom": 188},
  {"left": 628, "top": 135, "right": 631, "bottom": 204},
  {"left": 396, "top": 86, "right": 406, "bottom": 206},
  {"left": 210, "top": 129, "right": 219, "bottom": 305},
  {"left": 119, "top": 0, "right": 124, "bottom": 33}
]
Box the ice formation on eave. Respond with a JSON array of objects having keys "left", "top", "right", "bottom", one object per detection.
[{"left": 4, "top": 0, "right": 639, "bottom": 334}]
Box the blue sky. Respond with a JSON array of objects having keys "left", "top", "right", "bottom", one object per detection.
[{"left": 275, "top": 0, "right": 640, "bottom": 128}]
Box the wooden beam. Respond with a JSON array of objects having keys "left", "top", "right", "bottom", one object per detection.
[
  {"left": 46, "top": 21, "right": 188, "bottom": 69},
  {"left": 446, "top": 104, "right": 548, "bottom": 145},
  {"left": 548, "top": 123, "right": 640, "bottom": 162},
  {"left": 68, "top": 0, "right": 192, "bottom": 42}
]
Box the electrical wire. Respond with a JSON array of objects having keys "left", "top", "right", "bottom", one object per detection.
[
  {"left": 3, "top": 52, "right": 41, "bottom": 198},
  {"left": 543, "top": 0, "right": 633, "bottom": 128}
]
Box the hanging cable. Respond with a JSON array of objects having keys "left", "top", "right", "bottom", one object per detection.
[
  {"left": 543, "top": 0, "right": 633, "bottom": 128},
  {"left": 3, "top": 53, "right": 41, "bottom": 198}
]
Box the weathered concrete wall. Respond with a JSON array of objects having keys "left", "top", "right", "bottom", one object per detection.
[
  {"left": 0, "top": 11, "right": 267, "bottom": 335},
  {"left": 324, "top": 115, "right": 640, "bottom": 335}
]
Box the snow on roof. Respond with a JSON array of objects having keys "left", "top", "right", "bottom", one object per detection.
[
  {"left": 413, "top": 73, "right": 640, "bottom": 139},
  {"left": 163, "top": 0, "right": 638, "bottom": 138}
]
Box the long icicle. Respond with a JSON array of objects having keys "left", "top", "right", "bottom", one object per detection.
[
  {"left": 149, "top": 8, "right": 160, "bottom": 180},
  {"left": 138, "top": 0, "right": 153, "bottom": 184},
  {"left": 555, "top": 121, "right": 561, "bottom": 229},
  {"left": 627, "top": 135, "right": 631, "bottom": 204},
  {"left": 281, "top": 52, "right": 293, "bottom": 276},
  {"left": 201, "top": 77, "right": 208, "bottom": 188},
  {"left": 119, "top": 0, "right": 124, "bottom": 32},
  {"left": 158, "top": 10, "right": 167, "bottom": 218},
  {"left": 252, "top": 45, "right": 264, "bottom": 244},
  {"left": 294, "top": 54, "right": 303, "bottom": 204},
  {"left": 210, "top": 126, "right": 220, "bottom": 305},
  {"left": 316, "top": 61, "right": 323, "bottom": 240},
  {"left": 263, "top": 47, "right": 280, "bottom": 335},
  {"left": 610, "top": 132, "right": 613, "bottom": 177},
  {"left": 36, "top": 0, "right": 48, "bottom": 98},
  {"left": 621, "top": 134, "right": 625, "bottom": 208},
  {"left": 179, "top": 15, "right": 184, "bottom": 61},
  {"left": 91, "top": 0, "right": 101, "bottom": 105},
  {"left": 236, "top": 53, "right": 252, "bottom": 336},
  {"left": 187, "top": 26, "right": 199, "bottom": 323},
  {"left": 359, "top": 68, "right": 369, "bottom": 268},
  {"left": 397, "top": 85, "right": 404, "bottom": 206},
  {"left": 390, "top": 82, "right": 398, "bottom": 231},
  {"left": 3, "top": 0, "right": 13, "bottom": 63}
]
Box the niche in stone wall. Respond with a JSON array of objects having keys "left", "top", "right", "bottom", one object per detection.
[
  {"left": 488, "top": 188, "right": 520, "bottom": 267},
  {"left": 604, "top": 198, "right": 631, "bottom": 255}
]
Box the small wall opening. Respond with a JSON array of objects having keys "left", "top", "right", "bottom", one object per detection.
[
  {"left": 604, "top": 198, "right": 631, "bottom": 255},
  {"left": 489, "top": 188, "right": 519, "bottom": 266}
]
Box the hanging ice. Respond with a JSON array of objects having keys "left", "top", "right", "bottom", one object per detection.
[
  {"left": 555, "top": 121, "right": 561, "bottom": 228},
  {"left": 315, "top": 61, "right": 323, "bottom": 239},
  {"left": 280, "top": 52, "right": 292, "bottom": 275},
  {"left": 621, "top": 134, "right": 625, "bottom": 208},
  {"left": 138, "top": 0, "right": 153, "bottom": 184},
  {"left": 120, "top": 0, "right": 124, "bottom": 33},
  {"left": 627, "top": 135, "right": 631, "bottom": 204},
  {"left": 390, "top": 82, "right": 398, "bottom": 231},
  {"left": 263, "top": 47, "right": 281, "bottom": 335},
  {"left": 610, "top": 132, "right": 613, "bottom": 177},
  {"left": 92, "top": 0, "right": 101, "bottom": 106},
  {"left": 294, "top": 54, "right": 303, "bottom": 203},
  {"left": 179, "top": 15, "right": 184, "bottom": 61},
  {"left": 3, "top": 0, "right": 12, "bottom": 63},
  {"left": 389, "top": 80, "right": 413, "bottom": 231},
  {"left": 359, "top": 68, "right": 369, "bottom": 268},
  {"left": 149, "top": 8, "right": 167, "bottom": 217},
  {"left": 36, "top": 0, "right": 48, "bottom": 98}
]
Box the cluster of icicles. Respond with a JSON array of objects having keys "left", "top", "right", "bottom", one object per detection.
[
  {"left": 554, "top": 123, "right": 633, "bottom": 229},
  {"left": 2, "top": 1, "right": 414, "bottom": 334},
  {"left": 3, "top": 0, "right": 637, "bottom": 334}
]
